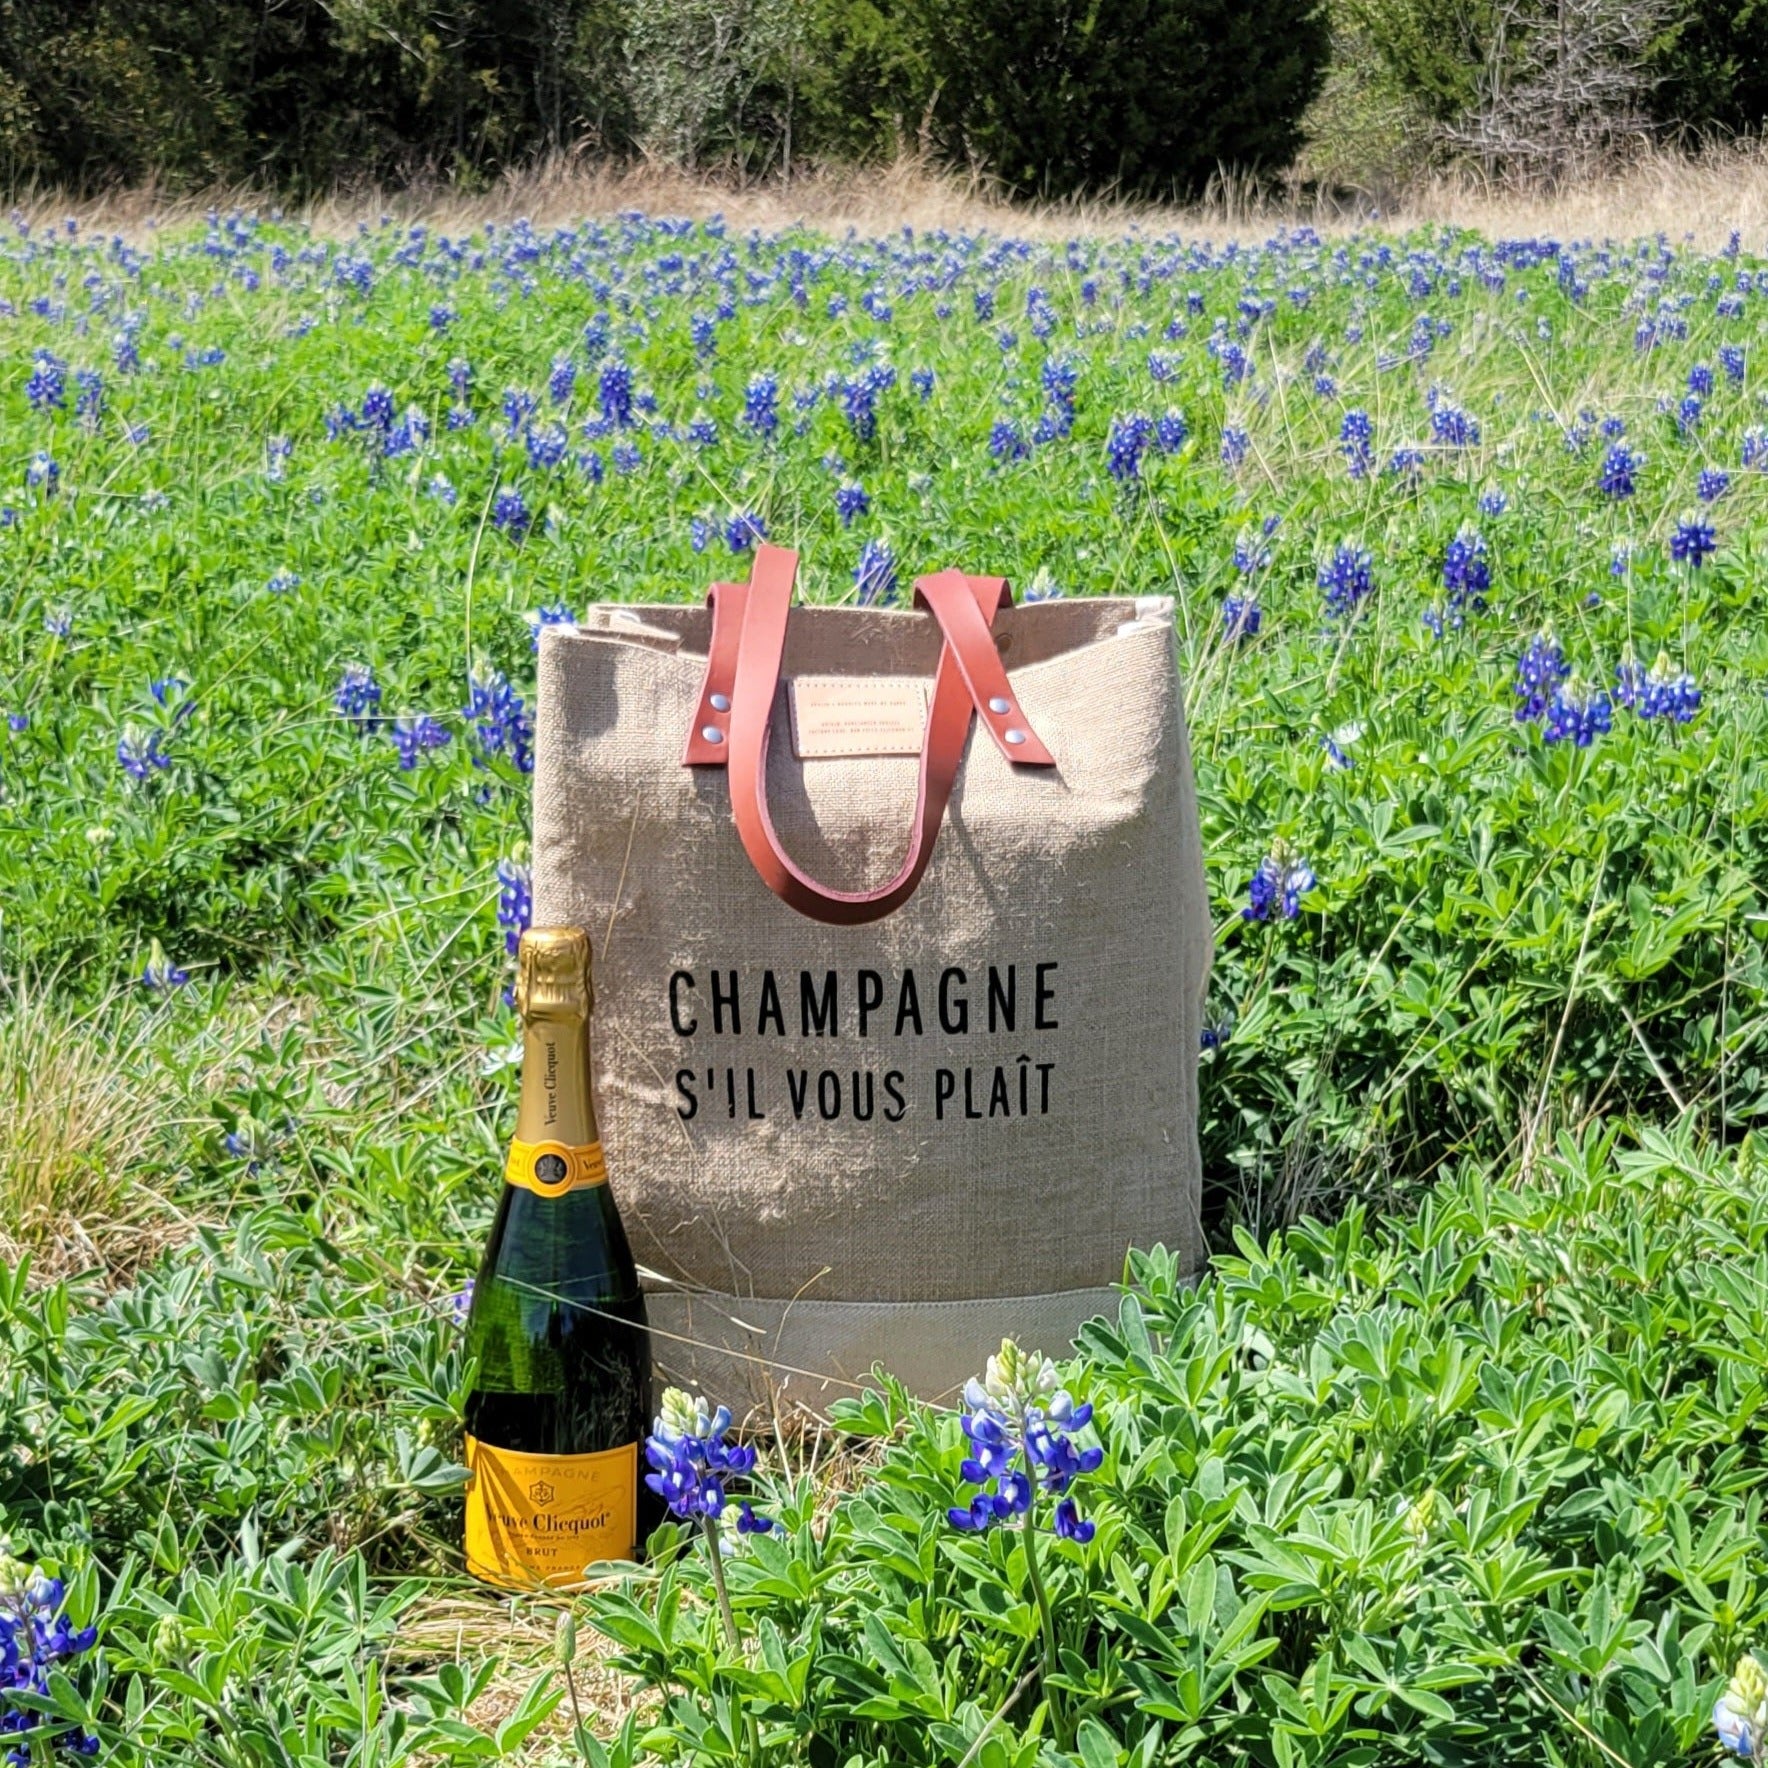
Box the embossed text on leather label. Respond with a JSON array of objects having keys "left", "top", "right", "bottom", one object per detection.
[{"left": 788, "top": 676, "right": 928, "bottom": 758}]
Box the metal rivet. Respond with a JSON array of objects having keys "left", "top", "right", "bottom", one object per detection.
[
  {"left": 701, "top": 726, "right": 724, "bottom": 744},
  {"left": 988, "top": 696, "right": 1011, "bottom": 715},
  {"left": 1004, "top": 728, "right": 1027, "bottom": 746},
  {"left": 710, "top": 693, "right": 731, "bottom": 712}
]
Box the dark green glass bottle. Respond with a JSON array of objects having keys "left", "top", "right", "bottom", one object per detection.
[{"left": 463, "top": 926, "right": 653, "bottom": 1589}]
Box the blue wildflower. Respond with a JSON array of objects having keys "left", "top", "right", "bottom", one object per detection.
[
  {"left": 1720, "top": 344, "right": 1746, "bottom": 385},
  {"left": 1543, "top": 674, "right": 1612, "bottom": 747},
  {"left": 1106, "top": 413, "right": 1153, "bottom": 481},
  {"left": 25, "top": 452, "right": 58, "bottom": 496},
  {"left": 334, "top": 663, "right": 382, "bottom": 729},
  {"left": 910, "top": 367, "right": 935, "bottom": 400},
  {"left": 853, "top": 537, "right": 897, "bottom": 606},
  {"left": 1441, "top": 525, "right": 1490, "bottom": 622},
  {"left": 1599, "top": 442, "right": 1640, "bottom": 498},
  {"left": 1244, "top": 841, "right": 1315, "bottom": 922},
  {"left": 834, "top": 481, "right": 870, "bottom": 527},
  {"left": 140, "top": 940, "right": 188, "bottom": 991},
  {"left": 391, "top": 714, "right": 452, "bottom": 770},
  {"left": 1220, "top": 426, "right": 1250, "bottom": 467},
  {"left": 599, "top": 360, "right": 634, "bottom": 429},
  {"left": 1318, "top": 543, "right": 1374, "bottom": 618},
  {"left": 725, "top": 512, "right": 767, "bottom": 553},
  {"left": 948, "top": 1341, "right": 1101, "bottom": 1543},
  {"left": 1478, "top": 488, "right": 1508, "bottom": 518},
  {"left": 1670, "top": 512, "right": 1717, "bottom": 566},
  {"left": 427, "top": 473, "right": 458, "bottom": 506},
  {"left": 645, "top": 1388, "right": 772, "bottom": 1529},
  {"left": 548, "top": 354, "right": 577, "bottom": 405},
  {"left": 1714, "top": 1655, "right": 1768, "bottom": 1760},
  {"left": 1515, "top": 629, "right": 1570, "bottom": 720},
  {"left": 496, "top": 857, "right": 533, "bottom": 956},
  {"left": 1223, "top": 593, "right": 1261, "bottom": 640},
  {"left": 1688, "top": 361, "right": 1714, "bottom": 395},
  {"left": 1617, "top": 647, "right": 1700, "bottom": 722},
  {"left": 742, "top": 372, "right": 779, "bottom": 439},
  {"left": 989, "top": 419, "right": 1029, "bottom": 463},
  {"left": 527, "top": 604, "right": 575, "bottom": 650},
  {"left": 1697, "top": 467, "right": 1730, "bottom": 503},
  {"left": 25, "top": 350, "right": 66, "bottom": 411},
  {"left": 463, "top": 668, "right": 534, "bottom": 773},
  {"left": 491, "top": 488, "right": 531, "bottom": 540},
  {"left": 1155, "top": 410, "right": 1189, "bottom": 454},
  {"left": 117, "top": 725, "right": 171, "bottom": 780},
  {"left": 525, "top": 422, "right": 568, "bottom": 471},
  {"left": 1339, "top": 409, "right": 1373, "bottom": 478}
]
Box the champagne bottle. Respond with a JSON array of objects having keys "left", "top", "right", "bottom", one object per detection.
[{"left": 463, "top": 926, "right": 653, "bottom": 1588}]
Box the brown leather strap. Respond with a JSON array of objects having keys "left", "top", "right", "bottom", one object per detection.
[{"left": 683, "top": 544, "right": 1053, "bottom": 925}]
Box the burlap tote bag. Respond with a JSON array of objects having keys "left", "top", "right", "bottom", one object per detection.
[{"left": 532, "top": 544, "right": 1210, "bottom": 1407}]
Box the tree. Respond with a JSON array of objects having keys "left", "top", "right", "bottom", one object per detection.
[{"left": 899, "top": 0, "right": 1331, "bottom": 199}]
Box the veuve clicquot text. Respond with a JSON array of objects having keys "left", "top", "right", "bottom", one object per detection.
[{"left": 462, "top": 926, "right": 653, "bottom": 1587}]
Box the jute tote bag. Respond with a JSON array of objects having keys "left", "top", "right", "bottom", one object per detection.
[{"left": 532, "top": 544, "right": 1210, "bottom": 1406}]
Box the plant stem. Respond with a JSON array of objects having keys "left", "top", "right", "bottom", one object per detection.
[
  {"left": 702, "top": 1514, "right": 741, "bottom": 1653},
  {"left": 1019, "top": 1455, "right": 1066, "bottom": 1749}
]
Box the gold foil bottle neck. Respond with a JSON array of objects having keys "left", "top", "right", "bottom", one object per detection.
[{"left": 516, "top": 927, "right": 594, "bottom": 1020}]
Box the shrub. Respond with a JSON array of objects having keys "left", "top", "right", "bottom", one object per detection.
[{"left": 899, "top": 0, "right": 1331, "bottom": 198}]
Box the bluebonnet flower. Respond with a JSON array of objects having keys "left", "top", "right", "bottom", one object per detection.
[
  {"left": 1232, "top": 517, "right": 1276, "bottom": 575},
  {"left": 427, "top": 473, "right": 458, "bottom": 507},
  {"left": 910, "top": 367, "right": 935, "bottom": 400},
  {"left": 548, "top": 354, "right": 577, "bottom": 405},
  {"left": 599, "top": 361, "right": 634, "bottom": 429},
  {"left": 1339, "top": 409, "right": 1373, "bottom": 478},
  {"left": 690, "top": 516, "right": 711, "bottom": 553},
  {"left": 1715, "top": 1654, "right": 1768, "bottom": 1759},
  {"left": 0, "top": 1557, "right": 100, "bottom": 1760},
  {"left": 1318, "top": 543, "right": 1374, "bottom": 618},
  {"left": 525, "top": 422, "right": 568, "bottom": 472},
  {"left": 1022, "top": 568, "right": 1062, "bottom": 603},
  {"left": 1387, "top": 444, "right": 1426, "bottom": 481},
  {"left": 527, "top": 603, "right": 575, "bottom": 650},
  {"left": 1220, "top": 426, "right": 1250, "bottom": 467},
  {"left": 1616, "top": 648, "right": 1700, "bottom": 722},
  {"left": 742, "top": 371, "right": 779, "bottom": 439},
  {"left": 854, "top": 537, "right": 897, "bottom": 607},
  {"left": 1244, "top": 841, "right": 1315, "bottom": 922},
  {"left": 361, "top": 384, "right": 395, "bottom": 430},
  {"left": 265, "top": 434, "right": 293, "bottom": 481},
  {"left": 429, "top": 304, "right": 456, "bottom": 332},
  {"left": 491, "top": 487, "right": 531, "bottom": 540},
  {"left": 1223, "top": 593, "right": 1261, "bottom": 640},
  {"left": 1106, "top": 413, "right": 1153, "bottom": 481},
  {"left": 463, "top": 668, "right": 534, "bottom": 773},
  {"left": 1155, "top": 410, "right": 1189, "bottom": 454},
  {"left": 501, "top": 387, "right": 538, "bottom": 441},
  {"left": 1670, "top": 512, "right": 1717, "bottom": 567},
  {"left": 267, "top": 571, "right": 300, "bottom": 595},
  {"left": 686, "top": 412, "right": 718, "bottom": 448},
  {"left": 840, "top": 369, "right": 890, "bottom": 443},
  {"left": 1321, "top": 721, "right": 1361, "bottom": 770},
  {"left": 117, "top": 725, "right": 171, "bottom": 779},
  {"left": 725, "top": 511, "right": 767, "bottom": 553},
  {"left": 989, "top": 419, "right": 1029, "bottom": 463},
  {"left": 25, "top": 351, "right": 66, "bottom": 411},
  {"left": 139, "top": 939, "right": 188, "bottom": 991},
  {"left": 74, "top": 369, "right": 103, "bottom": 421},
  {"left": 391, "top": 714, "right": 451, "bottom": 770},
  {"left": 645, "top": 1388, "right": 772, "bottom": 1532},
  {"left": 450, "top": 1280, "right": 474, "bottom": 1326},
  {"left": 1720, "top": 344, "right": 1746, "bottom": 384},
  {"left": 42, "top": 608, "right": 71, "bottom": 640},
  {"left": 1688, "top": 361, "right": 1714, "bottom": 396},
  {"left": 24, "top": 453, "right": 58, "bottom": 496},
  {"left": 834, "top": 481, "right": 870, "bottom": 527},
  {"left": 334, "top": 663, "right": 382, "bottom": 729},
  {"left": 1442, "top": 526, "right": 1490, "bottom": 621},
  {"left": 1599, "top": 442, "right": 1640, "bottom": 497},
  {"left": 1745, "top": 428, "right": 1768, "bottom": 471},
  {"left": 1543, "top": 674, "right": 1612, "bottom": 747},
  {"left": 1515, "top": 629, "right": 1570, "bottom": 720},
  {"left": 1610, "top": 540, "right": 1633, "bottom": 577},
  {"left": 948, "top": 1340, "right": 1101, "bottom": 1543},
  {"left": 6, "top": 714, "right": 25, "bottom": 734},
  {"left": 496, "top": 856, "right": 532, "bottom": 956},
  {"left": 611, "top": 440, "right": 643, "bottom": 475},
  {"left": 1426, "top": 389, "right": 1480, "bottom": 447},
  {"left": 1698, "top": 467, "right": 1731, "bottom": 502},
  {"left": 1677, "top": 393, "right": 1704, "bottom": 435}
]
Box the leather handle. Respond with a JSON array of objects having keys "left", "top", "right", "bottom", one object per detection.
[{"left": 683, "top": 544, "right": 1053, "bottom": 925}]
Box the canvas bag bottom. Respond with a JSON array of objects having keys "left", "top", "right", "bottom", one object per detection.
[{"left": 644, "top": 1281, "right": 1123, "bottom": 1414}]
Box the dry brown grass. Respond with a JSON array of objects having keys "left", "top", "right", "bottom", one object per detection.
[
  {"left": 14, "top": 143, "right": 1768, "bottom": 247},
  {"left": 0, "top": 970, "right": 189, "bottom": 1277}
]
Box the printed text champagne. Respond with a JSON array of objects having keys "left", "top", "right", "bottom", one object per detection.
[{"left": 462, "top": 927, "right": 652, "bottom": 1587}]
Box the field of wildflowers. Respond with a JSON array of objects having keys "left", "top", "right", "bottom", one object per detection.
[{"left": 0, "top": 206, "right": 1766, "bottom": 1763}]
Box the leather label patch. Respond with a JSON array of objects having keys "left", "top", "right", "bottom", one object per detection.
[{"left": 788, "top": 676, "right": 928, "bottom": 758}]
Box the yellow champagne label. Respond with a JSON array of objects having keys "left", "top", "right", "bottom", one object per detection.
[
  {"left": 464, "top": 1436, "right": 638, "bottom": 1588},
  {"left": 504, "top": 1138, "right": 608, "bottom": 1197}
]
